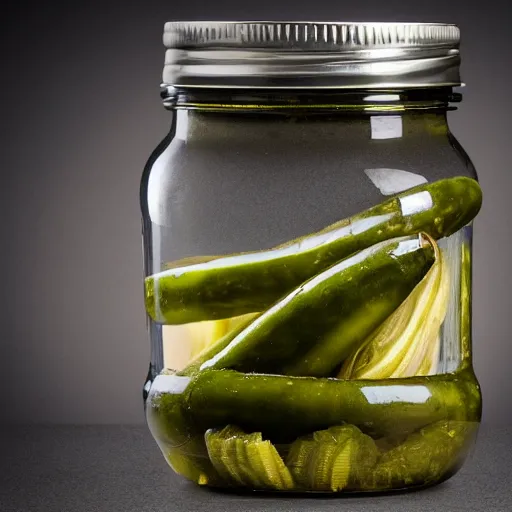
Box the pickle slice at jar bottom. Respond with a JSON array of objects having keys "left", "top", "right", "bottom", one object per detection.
[
  {"left": 205, "top": 426, "right": 294, "bottom": 490},
  {"left": 363, "top": 420, "right": 478, "bottom": 490},
  {"left": 286, "top": 425, "right": 379, "bottom": 491}
]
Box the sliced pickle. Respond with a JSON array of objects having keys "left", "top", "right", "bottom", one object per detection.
[
  {"left": 286, "top": 425, "right": 379, "bottom": 492},
  {"left": 363, "top": 420, "right": 477, "bottom": 490},
  {"left": 205, "top": 425, "right": 294, "bottom": 490}
]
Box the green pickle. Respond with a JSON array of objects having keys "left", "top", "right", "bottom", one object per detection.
[
  {"left": 363, "top": 420, "right": 479, "bottom": 490},
  {"left": 146, "top": 367, "right": 481, "bottom": 490},
  {"left": 286, "top": 425, "right": 379, "bottom": 491},
  {"left": 184, "top": 369, "right": 481, "bottom": 441},
  {"left": 195, "top": 234, "right": 435, "bottom": 377},
  {"left": 144, "top": 177, "right": 483, "bottom": 492},
  {"left": 145, "top": 177, "right": 482, "bottom": 325},
  {"left": 205, "top": 426, "right": 294, "bottom": 490},
  {"left": 460, "top": 238, "right": 473, "bottom": 368}
]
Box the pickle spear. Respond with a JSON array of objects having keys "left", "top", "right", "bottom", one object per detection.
[
  {"left": 184, "top": 369, "right": 481, "bottom": 441},
  {"left": 196, "top": 234, "right": 435, "bottom": 377},
  {"left": 145, "top": 177, "right": 482, "bottom": 324}
]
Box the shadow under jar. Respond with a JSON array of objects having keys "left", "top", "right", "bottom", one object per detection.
[{"left": 140, "top": 21, "right": 483, "bottom": 494}]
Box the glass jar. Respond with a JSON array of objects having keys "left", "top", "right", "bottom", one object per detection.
[{"left": 141, "top": 21, "right": 482, "bottom": 493}]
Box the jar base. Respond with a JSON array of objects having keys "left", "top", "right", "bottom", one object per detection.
[{"left": 197, "top": 469, "right": 460, "bottom": 497}]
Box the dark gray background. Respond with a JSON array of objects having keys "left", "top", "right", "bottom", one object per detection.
[{"left": 1, "top": 0, "right": 510, "bottom": 425}]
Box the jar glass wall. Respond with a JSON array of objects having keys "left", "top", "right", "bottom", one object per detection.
[{"left": 140, "top": 87, "right": 482, "bottom": 493}]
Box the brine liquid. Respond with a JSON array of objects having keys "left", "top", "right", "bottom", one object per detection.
[
  {"left": 157, "top": 226, "right": 472, "bottom": 377},
  {"left": 142, "top": 225, "right": 479, "bottom": 493}
]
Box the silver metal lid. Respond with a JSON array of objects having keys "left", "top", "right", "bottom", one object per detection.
[{"left": 162, "top": 21, "right": 462, "bottom": 89}]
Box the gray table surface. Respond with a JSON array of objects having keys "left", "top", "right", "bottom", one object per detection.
[{"left": 0, "top": 425, "right": 510, "bottom": 512}]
